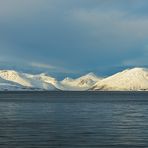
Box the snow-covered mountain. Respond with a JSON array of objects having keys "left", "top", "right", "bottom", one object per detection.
[
  {"left": 0, "top": 68, "right": 148, "bottom": 91},
  {"left": 92, "top": 68, "right": 148, "bottom": 91},
  {"left": 0, "top": 70, "right": 57, "bottom": 90},
  {"left": 0, "top": 70, "right": 102, "bottom": 91},
  {"left": 60, "top": 73, "right": 102, "bottom": 91},
  {"left": 0, "top": 77, "right": 28, "bottom": 91}
]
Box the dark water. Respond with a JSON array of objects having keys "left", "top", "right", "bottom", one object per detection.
[{"left": 0, "top": 91, "right": 148, "bottom": 148}]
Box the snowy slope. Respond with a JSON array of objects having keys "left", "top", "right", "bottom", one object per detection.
[
  {"left": 1, "top": 68, "right": 148, "bottom": 91},
  {"left": 92, "top": 68, "right": 148, "bottom": 91},
  {"left": 0, "top": 83, "right": 30, "bottom": 91},
  {"left": 0, "top": 70, "right": 57, "bottom": 90},
  {"left": 0, "top": 77, "right": 27, "bottom": 91},
  {"left": 61, "top": 73, "right": 102, "bottom": 90}
]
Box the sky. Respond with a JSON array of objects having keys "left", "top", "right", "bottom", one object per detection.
[{"left": 0, "top": 0, "right": 148, "bottom": 78}]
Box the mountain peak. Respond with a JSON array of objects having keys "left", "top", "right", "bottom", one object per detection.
[
  {"left": 78, "top": 72, "right": 101, "bottom": 80},
  {"left": 129, "top": 67, "right": 147, "bottom": 72},
  {"left": 0, "top": 68, "right": 148, "bottom": 91},
  {"left": 85, "top": 72, "right": 96, "bottom": 77},
  {"left": 92, "top": 67, "right": 148, "bottom": 91}
]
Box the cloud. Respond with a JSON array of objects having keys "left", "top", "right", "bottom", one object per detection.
[
  {"left": 0, "top": 0, "right": 148, "bottom": 74},
  {"left": 122, "top": 56, "right": 148, "bottom": 67},
  {"left": 70, "top": 8, "right": 148, "bottom": 42},
  {"left": 65, "top": 6, "right": 148, "bottom": 67},
  {"left": 29, "top": 62, "right": 79, "bottom": 74},
  {"left": 30, "top": 62, "right": 56, "bottom": 69}
]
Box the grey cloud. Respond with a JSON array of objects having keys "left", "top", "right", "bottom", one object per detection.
[{"left": 0, "top": 0, "right": 148, "bottom": 74}]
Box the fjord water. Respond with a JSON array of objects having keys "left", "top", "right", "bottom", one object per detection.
[{"left": 0, "top": 92, "right": 148, "bottom": 148}]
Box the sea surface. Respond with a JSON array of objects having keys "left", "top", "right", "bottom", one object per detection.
[{"left": 0, "top": 91, "right": 148, "bottom": 148}]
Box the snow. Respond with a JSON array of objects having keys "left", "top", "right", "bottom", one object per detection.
[
  {"left": 0, "top": 70, "right": 56, "bottom": 90},
  {"left": 0, "top": 68, "right": 148, "bottom": 91},
  {"left": 60, "top": 73, "right": 102, "bottom": 91},
  {"left": 0, "top": 71, "right": 102, "bottom": 91},
  {"left": 92, "top": 68, "right": 148, "bottom": 91}
]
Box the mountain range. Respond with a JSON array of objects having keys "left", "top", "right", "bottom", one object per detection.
[{"left": 0, "top": 68, "right": 148, "bottom": 91}]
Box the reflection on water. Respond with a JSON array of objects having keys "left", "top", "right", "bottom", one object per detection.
[{"left": 0, "top": 92, "right": 148, "bottom": 148}]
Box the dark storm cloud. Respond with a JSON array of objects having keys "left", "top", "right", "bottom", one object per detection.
[{"left": 0, "top": 0, "right": 148, "bottom": 75}]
